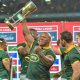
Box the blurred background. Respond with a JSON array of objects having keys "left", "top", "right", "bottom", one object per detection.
[{"left": 0, "top": 0, "right": 80, "bottom": 22}]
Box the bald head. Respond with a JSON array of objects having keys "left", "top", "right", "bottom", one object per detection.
[
  {"left": 38, "top": 32, "right": 51, "bottom": 47},
  {"left": 29, "top": 28, "right": 38, "bottom": 40},
  {"left": 41, "top": 32, "right": 51, "bottom": 41}
]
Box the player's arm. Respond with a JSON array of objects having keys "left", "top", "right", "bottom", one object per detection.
[
  {"left": 2, "top": 57, "right": 10, "bottom": 72},
  {"left": 53, "top": 68, "right": 66, "bottom": 79},
  {"left": 52, "top": 46, "right": 66, "bottom": 55},
  {"left": 39, "top": 54, "right": 54, "bottom": 66},
  {"left": 71, "top": 61, "right": 80, "bottom": 80},
  {"left": 35, "top": 46, "right": 56, "bottom": 66},
  {"left": 17, "top": 44, "right": 30, "bottom": 56},
  {"left": 22, "top": 19, "right": 34, "bottom": 47}
]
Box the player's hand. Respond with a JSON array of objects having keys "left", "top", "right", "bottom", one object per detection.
[
  {"left": 53, "top": 73, "right": 60, "bottom": 80},
  {"left": 35, "top": 46, "right": 42, "bottom": 54}
]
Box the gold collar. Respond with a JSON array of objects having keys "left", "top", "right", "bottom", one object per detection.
[
  {"left": 42, "top": 45, "right": 51, "bottom": 49},
  {"left": 0, "top": 48, "right": 4, "bottom": 51},
  {"left": 64, "top": 45, "right": 75, "bottom": 54}
]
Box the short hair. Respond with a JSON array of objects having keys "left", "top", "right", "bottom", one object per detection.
[
  {"left": 57, "top": 39, "right": 60, "bottom": 46},
  {"left": 76, "top": 32, "right": 80, "bottom": 37},
  {"left": 60, "top": 31, "right": 73, "bottom": 43},
  {"left": 29, "top": 28, "right": 37, "bottom": 32},
  {"left": 0, "top": 38, "right": 6, "bottom": 46},
  {"left": 0, "top": 38, "right": 6, "bottom": 43},
  {"left": 41, "top": 32, "right": 51, "bottom": 40}
]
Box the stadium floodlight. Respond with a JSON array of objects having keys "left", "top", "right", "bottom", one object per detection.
[{"left": 45, "top": 0, "right": 51, "bottom": 5}]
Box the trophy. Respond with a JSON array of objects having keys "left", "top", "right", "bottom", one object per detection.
[{"left": 4, "top": 1, "right": 37, "bottom": 30}]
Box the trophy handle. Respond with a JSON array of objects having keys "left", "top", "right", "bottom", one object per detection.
[
  {"left": 4, "top": 20, "right": 14, "bottom": 30},
  {"left": 4, "top": 20, "right": 15, "bottom": 30}
]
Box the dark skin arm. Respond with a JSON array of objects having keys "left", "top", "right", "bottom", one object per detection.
[
  {"left": 53, "top": 68, "right": 66, "bottom": 79},
  {"left": 18, "top": 45, "right": 30, "bottom": 56},
  {"left": 2, "top": 58, "right": 10, "bottom": 72},
  {"left": 35, "top": 46, "right": 54, "bottom": 66},
  {"left": 22, "top": 19, "right": 34, "bottom": 47},
  {"left": 71, "top": 61, "right": 80, "bottom": 80}
]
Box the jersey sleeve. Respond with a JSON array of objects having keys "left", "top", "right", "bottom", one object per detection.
[
  {"left": 2, "top": 52, "right": 9, "bottom": 60},
  {"left": 46, "top": 49, "right": 56, "bottom": 61},
  {"left": 17, "top": 43, "right": 26, "bottom": 48},
  {"left": 69, "top": 51, "right": 80, "bottom": 64}
]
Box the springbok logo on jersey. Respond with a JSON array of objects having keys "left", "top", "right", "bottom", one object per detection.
[{"left": 25, "top": 54, "right": 39, "bottom": 62}]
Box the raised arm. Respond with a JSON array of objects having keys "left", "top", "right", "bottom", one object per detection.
[{"left": 22, "top": 19, "right": 34, "bottom": 47}]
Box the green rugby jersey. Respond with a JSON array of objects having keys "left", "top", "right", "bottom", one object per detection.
[
  {"left": 29, "top": 39, "right": 38, "bottom": 54},
  {"left": 17, "top": 40, "right": 38, "bottom": 75},
  {"left": 26, "top": 46, "right": 56, "bottom": 80},
  {"left": 60, "top": 47, "right": 66, "bottom": 68},
  {"left": 17, "top": 43, "right": 28, "bottom": 75},
  {"left": 62, "top": 45, "right": 80, "bottom": 80},
  {"left": 0, "top": 50, "right": 9, "bottom": 79},
  {"left": 75, "top": 45, "right": 80, "bottom": 52}
]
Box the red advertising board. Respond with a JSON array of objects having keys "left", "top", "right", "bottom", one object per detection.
[
  {"left": 63, "top": 22, "right": 80, "bottom": 43},
  {"left": 17, "top": 22, "right": 63, "bottom": 44}
]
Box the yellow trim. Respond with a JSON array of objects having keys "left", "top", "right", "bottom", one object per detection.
[
  {"left": 3, "top": 58, "right": 9, "bottom": 62},
  {"left": 17, "top": 42, "right": 27, "bottom": 49},
  {"left": 30, "top": 45, "right": 32, "bottom": 49},
  {"left": 0, "top": 48, "right": 4, "bottom": 51},
  {"left": 25, "top": 41, "right": 32, "bottom": 48},
  {"left": 72, "top": 60, "right": 80, "bottom": 64},
  {"left": 64, "top": 45, "right": 75, "bottom": 54},
  {"left": 58, "top": 48, "right": 62, "bottom": 55},
  {"left": 17, "top": 46, "right": 23, "bottom": 49},
  {"left": 43, "top": 45, "right": 51, "bottom": 49}
]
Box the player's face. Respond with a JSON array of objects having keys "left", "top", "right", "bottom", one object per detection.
[
  {"left": 76, "top": 35, "right": 80, "bottom": 46},
  {"left": 60, "top": 39, "right": 65, "bottom": 47},
  {"left": 38, "top": 33, "right": 50, "bottom": 46},
  {"left": 30, "top": 31, "right": 38, "bottom": 40}
]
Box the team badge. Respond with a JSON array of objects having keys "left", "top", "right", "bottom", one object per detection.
[{"left": 25, "top": 54, "right": 39, "bottom": 62}]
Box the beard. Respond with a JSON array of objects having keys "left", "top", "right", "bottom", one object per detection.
[
  {"left": 61, "top": 43, "right": 65, "bottom": 47},
  {"left": 62, "top": 45, "right": 65, "bottom": 47}
]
